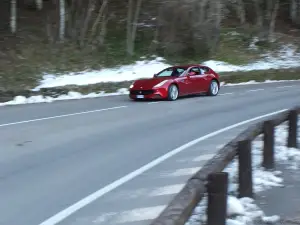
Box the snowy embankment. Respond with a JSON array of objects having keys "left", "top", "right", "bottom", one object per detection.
[
  {"left": 186, "top": 120, "right": 300, "bottom": 225},
  {"left": 33, "top": 44, "right": 300, "bottom": 89},
  {"left": 1, "top": 44, "right": 300, "bottom": 106}
]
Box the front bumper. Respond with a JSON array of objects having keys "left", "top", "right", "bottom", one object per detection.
[{"left": 129, "top": 88, "right": 168, "bottom": 100}]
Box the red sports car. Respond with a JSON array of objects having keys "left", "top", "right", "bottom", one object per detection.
[{"left": 129, "top": 64, "right": 220, "bottom": 101}]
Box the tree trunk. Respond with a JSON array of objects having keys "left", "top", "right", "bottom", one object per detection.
[
  {"left": 36, "top": 0, "right": 42, "bottom": 10},
  {"left": 126, "top": 0, "right": 143, "bottom": 56},
  {"left": 10, "top": 0, "right": 17, "bottom": 34},
  {"left": 130, "top": 0, "right": 143, "bottom": 51},
  {"left": 126, "top": 0, "right": 134, "bottom": 55},
  {"left": 46, "top": 14, "right": 54, "bottom": 43},
  {"left": 59, "top": 0, "right": 65, "bottom": 42},
  {"left": 98, "top": 11, "right": 108, "bottom": 45},
  {"left": 290, "top": 0, "right": 300, "bottom": 26},
  {"left": 236, "top": 0, "right": 246, "bottom": 25},
  {"left": 199, "top": 0, "right": 209, "bottom": 24},
  {"left": 91, "top": 0, "right": 108, "bottom": 38},
  {"left": 210, "top": 0, "right": 222, "bottom": 55},
  {"left": 268, "top": 0, "right": 280, "bottom": 41},
  {"left": 265, "top": 0, "right": 273, "bottom": 26},
  {"left": 253, "top": 0, "right": 263, "bottom": 28},
  {"left": 79, "top": 0, "right": 96, "bottom": 46}
]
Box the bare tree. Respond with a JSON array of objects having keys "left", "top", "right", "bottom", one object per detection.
[
  {"left": 253, "top": 0, "right": 263, "bottom": 28},
  {"left": 36, "top": 0, "right": 43, "bottom": 10},
  {"left": 208, "top": 0, "right": 223, "bottom": 54},
  {"left": 10, "top": 0, "right": 17, "bottom": 34},
  {"left": 98, "top": 9, "right": 109, "bottom": 45},
  {"left": 199, "top": 0, "right": 209, "bottom": 23},
  {"left": 91, "top": 0, "right": 108, "bottom": 38},
  {"left": 59, "top": 0, "right": 66, "bottom": 42},
  {"left": 290, "top": 0, "right": 300, "bottom": 26},
  {"left": 236, "top": 0, "right": 246, "bottom": 25},
  {"left": 79, "top": 0, "right": 96, "bottom": 46},
  {"left": 126, "top": 0, "right": 143, "bottom": 56},
  {"left": 268, "top": 0, "right": 279, "bottom": 41}
]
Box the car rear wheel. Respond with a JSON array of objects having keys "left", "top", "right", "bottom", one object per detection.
[
  {"left": 167, "top": 84, "right": 179, "bottom": 101},
  {"left": 207, "top": 80, "right": 219, "bottom": 96}
]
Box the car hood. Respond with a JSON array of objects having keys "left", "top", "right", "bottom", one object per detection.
[{"left": 133, "top": 77, "right": 173, "bottom": 89}]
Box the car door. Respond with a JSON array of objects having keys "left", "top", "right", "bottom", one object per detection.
[
  {"left": 174, "top": 68, "right": 191, "bottom": 95},
  {"left": 198, "top": 66, "right": 212, "bottom": 92},
  {"left": 185, "top": 66, "right": 204, "bottom": 94}
]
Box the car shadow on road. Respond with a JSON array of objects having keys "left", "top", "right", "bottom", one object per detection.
[{"left": 128, "top": 93, "right": 210, "bottom": 103}]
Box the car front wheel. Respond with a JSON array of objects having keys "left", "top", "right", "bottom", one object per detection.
[
  {"left": 207, "top": 80, "right": 219, "bottom": 96},
  {"left": 167, "top": 84, "right": 179, "bottom": 101}
]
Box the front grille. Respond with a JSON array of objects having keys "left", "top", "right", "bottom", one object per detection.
[{"left": 130, "top": 90, "right": 154, "bottom": 95}]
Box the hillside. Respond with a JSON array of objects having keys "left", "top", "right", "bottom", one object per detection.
[{"left": 0, "top": 0, "right": 300, "bottom": 97}]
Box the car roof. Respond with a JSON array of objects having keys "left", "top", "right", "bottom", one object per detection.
[{"left": 171, "top": 64, "right": 207, "bottom": 69}]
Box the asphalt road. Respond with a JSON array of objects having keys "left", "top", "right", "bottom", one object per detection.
[{"left": 0, "top": 81, "right": 299, "bottom": 225}]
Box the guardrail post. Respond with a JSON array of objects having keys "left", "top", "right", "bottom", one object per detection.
[
  {"left": 206, "top": 172, "right": 228, "bottom": 225},
  {"left": 238, "top": 139, "right": 253, "bottom": 198},
  {"left": 288, "top": 109, "right": 298, "bottom": 148},
  {"left": 262, "top": 120, "right": 275, "bottom": 169}
]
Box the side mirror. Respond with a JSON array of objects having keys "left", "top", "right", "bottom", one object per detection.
[{"left": 153, "top": 74, "right": 157, "bottom": 77}]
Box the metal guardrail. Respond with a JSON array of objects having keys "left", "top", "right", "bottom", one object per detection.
[{"left": 150, "top": 106, "right": 300, "bottom": 225}]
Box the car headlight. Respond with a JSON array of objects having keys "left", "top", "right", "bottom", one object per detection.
[
  {"left": 154, "top": 80, "right": 169, "bottom": 88},
  {"left": 129, "top": 84, "right": 134, "bottom": 88}
]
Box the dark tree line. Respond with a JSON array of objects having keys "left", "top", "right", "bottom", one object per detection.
[{"left": 2, "top": 0, "right": 300, "bottom": 57}]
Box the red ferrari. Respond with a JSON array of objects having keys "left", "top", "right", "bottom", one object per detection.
[{"left": 129, "top": 64, "right": 220, "bottom": 101}]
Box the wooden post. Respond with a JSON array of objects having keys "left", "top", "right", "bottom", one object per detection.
[
  {"left": 238, "top": 139, "right": 253, "bottom": 198},
  {"left": 262, "top": 120, "right": 275, "bottom": 169},
  {"left": 206, "top": 172, "right": 228, "bottom": 225},
  {"left": 288, "top": 109, "right": 298, "bottom": 148}
]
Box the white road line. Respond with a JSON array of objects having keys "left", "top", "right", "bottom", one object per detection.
[
  {"left": 110, "top": 183, "right": 186, "bottom": 199},
  {"left": 193, "top": 153, "right": 215, "bottom": 162},
  {"left": 149, "top": 184, "right": 185, "bottom": 196},
  {"left": 93, "top": 205, "right": 167, "bottom": 224},
  {"left": 219, "top": 92, "right": 234, "bottom": 96},
  {"left": 38, "top": 108, "right": 287, "bottom": 225},
  {"left": 0, "top": 106, "right": 127, "bottom": 127},
  {"left": 92, "top": 212, "right": 118, "bottom": 223},
  {"left": 161, "top": 167, "right": 202, "bottom": 177},
  {"left": 246, "top": 88, "right": 264, "bottom": 92},
  {"left": 115, "top": 205, "right": 166, "bottom": 223},
  {"left": 148, "top": 102, "right": 160, "bottom": 104},
  {"left": 276, "top": 85, "right": 294, "bottom": 89}
]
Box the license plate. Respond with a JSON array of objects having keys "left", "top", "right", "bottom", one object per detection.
[{"left": 136, "top": 95, "right": 144, "bottom": 99}]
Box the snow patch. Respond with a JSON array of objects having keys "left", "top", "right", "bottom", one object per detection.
[
  {"left": 34, "top": 45, "right": 300, "bottom": 90},
  {"left": 222, "top": 79, "right": 299, "bottom": 86},
  {"left": 0, "top": 88, "right": 129, "bottom": 106},
  {"left": 1, "top": 44, "right": 300, "bottom": 107},
  {"left": 33, "top": 57, "right": 169, "bottom": 90},
  {"left": 0, "top": 79, "right": 298, "bottom": 107},
  {"left": 185, "top": 120, "right": 300, "bottom": 225}
]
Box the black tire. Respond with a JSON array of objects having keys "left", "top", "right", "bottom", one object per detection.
[
  {"left": 167, "top": 84, "right": 179, "bottom": 101},
  {"left": 206, "top": 79, "right": 219, "bottom": 96}
]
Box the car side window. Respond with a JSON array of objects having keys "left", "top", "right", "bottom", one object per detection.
[
  {"left": 157, "top": 68, "right": 173, "bottom": 77},
  {"left": 200, "top": 66, "right": 209, "bottom": 74},
  {"left": 189, "top": 67, "right": 201, "bottom": 75},
  {"left": 176, "top": 68, "right": 185, "bottom": 74}
]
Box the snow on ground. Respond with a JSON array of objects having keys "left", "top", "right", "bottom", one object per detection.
[
  {"left": 33, "top": 44, "right": 300, "bottom": 90},
  {"left": 1, "top": 79, "right": 299, "bottom": 107},
  {"left": 0, "top": 88, "right": 130, "bottom": 106},
  {"left": 1, "top": 79, "right": 298, "bottom": 107},
  {"left": 33, "top": 57, "right": 169, "bottom": 90},
  {"left": 185, "top": 119, "right": 300, "bottom": 225},
  {"left": 1, "top": 44, "right": 300, "bottom": 107}
]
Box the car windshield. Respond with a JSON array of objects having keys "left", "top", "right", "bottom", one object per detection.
[{"left": 156, "top": 67, "right": 186, "bottom": 77}]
